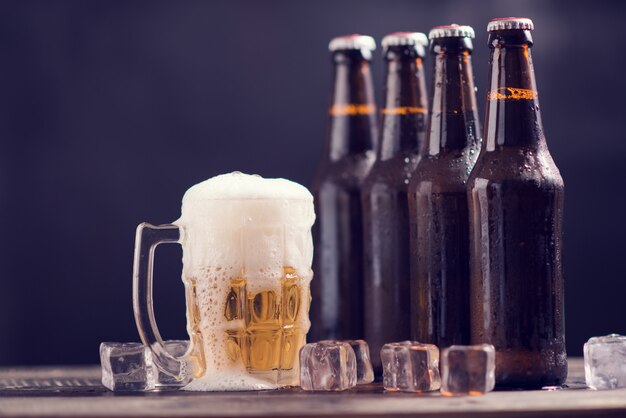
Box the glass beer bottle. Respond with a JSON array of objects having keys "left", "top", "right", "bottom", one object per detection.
[
  {"left": 310, "top": 35, "right": 378, "bottom": 341},
  {"left": 409, "top": 25, "right": 480, "bottom": 349},
  {"left": 361, "top": 32, "right": 428, "bottom": 373},
  {"left": 468, "top": 18, "right": 566, "bottom": 388}
]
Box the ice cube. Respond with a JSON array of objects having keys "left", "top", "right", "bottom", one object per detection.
[
  {"left": 100, "top": 342, "right": 152, "bottom": 391},
  {"left": 584, "top": 334, "right": 626, "bottom": 390},
  {"left": 440, "top": 344, "right": 495, "bottom": 396},
  {"left": 320, "top": 340, "right": 373, "bottom": 385},
  {"left": 299, "top": 341, "right": 357, "bottom": 391},
  {"left": 100, "top": 340, "right": 190, "bottom": 391},
  {"left": 380, "top": 341, "right": 440, "bottom": 392},
  {"left": 345, "top": 340, "right": 374, "bottom": 384}
]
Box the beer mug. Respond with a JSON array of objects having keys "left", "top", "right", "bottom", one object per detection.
[{"left": 132, "top": 172, "right": 315, "bottom": 390}]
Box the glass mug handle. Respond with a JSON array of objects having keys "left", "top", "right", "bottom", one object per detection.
[{"left": 132, "top": 222, "right": 187, "bottom": 382}]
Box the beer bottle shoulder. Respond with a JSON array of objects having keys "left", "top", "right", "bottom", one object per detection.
[
  {"left": 467, "top": 146, "right": 564, "bottom": 191},
  {"left": 408, "top": 149, "right": 478, "bottom": 195},
  {"left": 361, "top": 151, "right": 420, "bottom": 193},
  {"left": 312, "top": 151, "right": 376, "bottom": 192}
]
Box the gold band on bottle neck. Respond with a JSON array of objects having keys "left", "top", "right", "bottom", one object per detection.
[
  {"left": 487, "top": 87, "right": 538, "bottom": 101},
  {"left": 381, "top": 106, "right": 427, "bottom": 115},
  {"left": 329, "top": 104, "right": 376, "bottom": 116}
]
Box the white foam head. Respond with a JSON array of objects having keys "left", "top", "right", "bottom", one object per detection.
[
  {"left": 176, "top": 172, "right": 315, "bottom": 287},
  {"left": 174, "top": 172, "right": 315, "bottom": 391},
  {"left": 180, "top": 171, "right": 313, "bottom": 203}
]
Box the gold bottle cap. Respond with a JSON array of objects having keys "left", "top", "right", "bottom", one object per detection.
[
  {"left": 487, "top": 17, "right": 534, "bottom": 32},
  {"left": 328, "top": 34, "right": 376, "bottom": 52},
  {"left": 429, "top": 24, "right": 475, "bottom": 39}
]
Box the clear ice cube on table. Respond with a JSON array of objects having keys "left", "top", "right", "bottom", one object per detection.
[
  {"left": 320, "top": 340, "right": 374, "bottom": 385},
  {"left": 440, "top": 344, "right": 495, "bottom": 396},
  {"left": 100, "top": 342, "right": 151, "bottom": 391},
  {"left": 299, "top": 341, "right": 357, "bottom": 391},
  {"left": 100, "top": 340, "right": 190, "bottom": 391},
  {"left": 345, "top": 340, "right": 374, "bottom": 384},
  {"left": 380, "top": 341, "right": 441, "bottom": 392},
  {"left": 584, "top": 334, "right": 626, "bottom": 390}
]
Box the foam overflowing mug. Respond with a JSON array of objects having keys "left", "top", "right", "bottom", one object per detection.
[{"left": 133, "top": 172, "right": 315, "bottom": 390}]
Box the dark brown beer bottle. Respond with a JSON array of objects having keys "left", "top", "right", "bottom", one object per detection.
[
  {"left": 311, "top": 35, "right": 378, "bottom": 341},
  {"left": 409, "top": 25, "right": 480, "bottom": 349},
  {"left": 468, "top": 18, "right": 566, "bottom": 388},
  {"left": 361, "top": 32, "right": 429, "bottom": 373}
]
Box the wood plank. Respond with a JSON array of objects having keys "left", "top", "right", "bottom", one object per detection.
[{"left": 1, "top": 358, "right": 624, "bottom": 418}]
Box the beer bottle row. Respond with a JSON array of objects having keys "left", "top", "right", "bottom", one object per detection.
[{"left": 310, "top": 17, "right": 566, "bottom": 389}]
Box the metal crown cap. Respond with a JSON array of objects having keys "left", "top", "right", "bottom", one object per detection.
[
  {"left": 381, "top": 32, "right": 428, "bottom": 48},
  {"left": 429, "top": 24, "right": 475, "bottom": 39},
  {"left": 329, "top": 34, "right": 376, "bottom": 52},
  {"left": 487, "top": 17, "right": 534, "bottom": 32}
]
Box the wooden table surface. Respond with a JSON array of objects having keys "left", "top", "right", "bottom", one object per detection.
[{"left": 0, "top": 358, "right": 625, "bottom": 418}]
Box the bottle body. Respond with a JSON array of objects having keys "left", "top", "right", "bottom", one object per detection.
[
  {"left": 312, "top": 154, "right": 375, "bottom": 340},
  {"left": 362, "top": 39, "right": 428, "bottom": 373},
  {"left": 409, "top": 34, "right": 479, "bottom": 348},
  {"left": 468, "top": 23, "right": 566, "bottom": 388},
  {"left": 310, "top": 43, "right": 377, "bottom": 341},
  {"left": 468, "top": 148, "right": 565, "bottom": 388},
  {"left": 410, "top": 159, "right": 474, "bottom": 347},
  {"left": 361, "top": 151, "right": 421, "bottom": 372}
]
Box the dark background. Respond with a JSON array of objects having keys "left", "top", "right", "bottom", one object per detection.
[{"left": 0, "top": 0, "right": 623, "bottom": 365}]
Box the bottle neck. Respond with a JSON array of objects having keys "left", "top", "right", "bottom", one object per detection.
[
  {"left": 426, "top": 41, "right": 480, "bottom": 155},
  {"left": 379, "top": 49, "right": 428, "bottom": 161},
  {"left": 484, "top": 30, "right": 544, "bottom": 151},
  {"left": 326, "top": 50, "right": 377, "bottom": 161}
]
